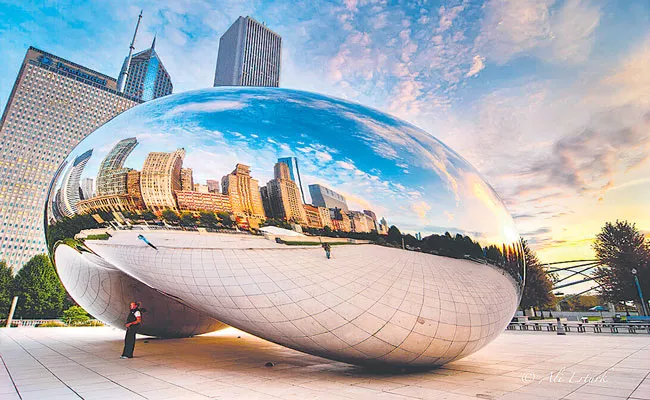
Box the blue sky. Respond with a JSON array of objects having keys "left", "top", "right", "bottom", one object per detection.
[
  {"left": 2, "top": 0, "right": 650, "bottom": 262},
  {"left": 52, "top": 88, "right": 520, "bottom": 249}
]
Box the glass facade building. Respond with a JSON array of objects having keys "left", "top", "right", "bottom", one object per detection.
[
  {"left": 57, "top": 149, "right": 93, "bottom": 218},
  {"left": 118, "top": 38, "right": 172, "bottom": 102},
  {"left": 277, "top": 156, "right": 305, "bottom": 203},
  {"left": 213, "top": 16, "right": 282, "bottom": 87},
  {"left": 96, "top": 137, "right": 138, "bottom": 196},
  {"left": 308, "top": 184, "right": 349, "bottom": 211},
  {"left": 0, "top": 47, "right": 139, "bottom": 270}
]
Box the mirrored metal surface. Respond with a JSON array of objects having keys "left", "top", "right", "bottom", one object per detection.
[{"left": 45, "top": 88, "right": 524, "bottom": 366}]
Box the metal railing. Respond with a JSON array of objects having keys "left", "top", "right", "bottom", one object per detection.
[
  {"left": 507, "top": 321, "right": 650, "bottom": 334},
  {"left": 1, "top": 319, "right": 103, "bottom": 327}
]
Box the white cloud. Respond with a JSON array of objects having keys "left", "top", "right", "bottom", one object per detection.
[
  {"left": 465, "top": 55, "right": 485, "bottom": 77},
  {"left": 437, "top": 4, "right": 466, "bottom": 33},
  {"left": 475, "top": 0, "right": 601, "bottom": 65},
  {"left": 165, "top": 100, "right": 247, "bottom": 117}
]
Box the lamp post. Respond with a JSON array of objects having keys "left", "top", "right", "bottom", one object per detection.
[{"left": 631, "top": 269, "right": 648, "bottom": 316}]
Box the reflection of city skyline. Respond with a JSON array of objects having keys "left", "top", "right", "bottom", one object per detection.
[
  {"left": 43, "top": 87, "right": 522, "bottom": 253},
  {"left": 52, "top": 137, "right": 389, "bottom": 235}
]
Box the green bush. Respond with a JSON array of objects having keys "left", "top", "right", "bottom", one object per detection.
[
  {"left": 85, "top": 233, "right": 110, "bottom": 240},
  {"left": 85, "top": 319, "right": 104, "bottom": 327},
  {"left": 37, "top": 320, "right": 66, "bottom": 327},
  {"left": 62, "top": 305, "right": 90, "bottom": 326}
]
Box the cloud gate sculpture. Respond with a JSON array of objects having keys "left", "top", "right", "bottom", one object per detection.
[{"left": 45, "top": 88, "right": 524, "bottom": 367}]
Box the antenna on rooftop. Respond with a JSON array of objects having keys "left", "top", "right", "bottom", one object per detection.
[{"left": 118, "top": 10, "right": 143, "bottom": 93}]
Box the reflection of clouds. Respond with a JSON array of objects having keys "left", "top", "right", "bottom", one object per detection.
[
  {"left": 54, "top": 88, "right": 519, "bottom": 248},
  {"left": 411, "top": 201, "right": 431, "bottom": 221},
  {"left": 164, "top": 99, "right": 248, "bottom": 118}
]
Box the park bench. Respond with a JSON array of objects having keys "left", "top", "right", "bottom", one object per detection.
[{"left": 507, "top": 321, "right": 650, "bottom": 334}]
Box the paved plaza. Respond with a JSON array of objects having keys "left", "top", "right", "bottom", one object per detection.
[{"left": 0, "top": 327, "right": 648, "bottom": 400}]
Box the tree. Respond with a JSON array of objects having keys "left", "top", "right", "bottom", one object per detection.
[
  {"left": 141, "top": 210, "right": 156, "bottom": 221},
  {"left": 199, "top": 211, "right": 218, "bottom": 228},
  {"left": 593, "top": 220, "right": 649, "bottom": 305},
  {"left": 161, "top": 209, "right": 180, "bottom": 224},
  {"left": 217, "top": 212, "right": 235, "bottom": 228},
  {"left": 180, "top": 212, "right": 196, "bottom": 227},
  {"left": 13, "top": 255, "right": 66, "bottom": 318},
  {"left": 0, "top": 261, "right": 13, "bottom": 318},
  {"left": 62, "top": 305, "right": 90, "bottom": 326},
  {"left": 387, "top": 225, "right": 402, "bottom": 245},
  {"left": 519, "top": 239, "right": 555, "bottom": 314}
]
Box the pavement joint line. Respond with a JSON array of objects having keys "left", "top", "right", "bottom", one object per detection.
[
  {"left": 2, "top": 328, "right": 648, "bottom": 399},
  {"left": 4, "top": 330, "right": 146, "bottom": 399},
  {"left": 29, "top": 330, "right": 292, "bottom": 400},
  {"left": 2, "top": 330, "right": 83, "bottom": 399},
  {"left": 559, "top": 336, "right": 650, "bottom": 400},
  {"left": 625, "top": 369, "right": 650, "bottom": 400},
  {"left": 0, "top": 353, "right": 21, "bottom": 399}
]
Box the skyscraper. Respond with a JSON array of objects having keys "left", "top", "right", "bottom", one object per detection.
[
  {"left": 118, "top": 37, "right": 173, "bottom": 101},
  {"left": 363, "top": 209, "right": 379, "bottom": 231},
  {"left": 221, "top": 163, "right": 265, "bottom": 218},
  {"left": 309, "top": 184, "right": 349, "bottom": 211},
  {"left": 57, "top": 149, "right": 93, "bottom": 217},
  {"left": 180, "top": 168, "right": 194, "bottom": 191},
  {"left": 0, "top": 47, "right": 139, "bottom": 269},
  {"left": 264, "top": 162, "right": 307, "bottom": 223},
  {"left": 96, "top": 137, "right": 138, "bottom": 196},
  {"left": 213, "top": 16, "right": 282, "bottom": 87},
  {"left": 80, "top": 178, "right": 95, "bottom": 200},
  {"left": 140, "top": 149, "right": 185, "bottom": 213},
  {"left": 206, "top": 179, "right": 220, "bottom": 193},
  {"left": 277, "top": 157, "right": 305, "bottom": 203}
]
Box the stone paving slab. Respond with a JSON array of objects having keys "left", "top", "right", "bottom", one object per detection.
[{"left": 0, "top": 327, "right": 648, "bottom": 399}]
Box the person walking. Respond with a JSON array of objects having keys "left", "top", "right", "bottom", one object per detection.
[
  {"left": 322, "top": 242, "right": 331, "bottom": 259},
  {"left": 121, "top": 302, "right": 142, "bottom": 359}
]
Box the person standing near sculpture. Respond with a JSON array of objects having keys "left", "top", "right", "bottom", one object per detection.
[
  {"left": 322, "top": 242, "right": 331, "bottom": 259},
  {"left": 121, "top": 302, "right": 142, "bottom": 359}
]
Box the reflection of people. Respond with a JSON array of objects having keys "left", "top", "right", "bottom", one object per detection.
[
  {"left": 121, "top": 302, "right": 142, "bottom": 359},
  {"left": 322, "top": 243, "right": 331, "bottom": 259},
  {"left": 137, "top": 234, "right": 158, "bottom": 250}
]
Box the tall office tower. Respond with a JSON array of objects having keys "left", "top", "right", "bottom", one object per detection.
[
  {"left": 57, "top": 149, "right": 93, "bottom": 217},
  {"left": 379, "top": 217, "right": 389, "bottom": 234},
  {"left": 277, "top": 157, "right": 305, "bottom": 203},
  {"left": 140, "top": 149, "right": 185, "bottom": 213},
  {"left": 81, "top": 178, "right": 95, "bottom": 200},
  {"left": 264, "top": 162, "right": 307, "bottom": 223},
  {"left": 308, "top": 184, "right": 349, "bottom": 211},
  {"left": 330, "top": 208, "right": 351, "bottom": 232},
  {"left": 363, "top": 209, "right": 379, "bottom": 231},
  {"left": 96, "top": 137, "right": 138, "bottom": 196},
  {"left": 0, "top": 47, "right": 139, "bottom": 269},
  {"left": 118, "top": 37, "right": 173, "bottom": 101},
  {"left": 318, "top": 206, "right": 333, "bottom": 229},
  {"left": 259, "top": 186, "right": 273, "bottom": 219},
  {"left": 180, "top": 168, "right": 194, "bottom": 191},
  {"left": 213, "top": 16, "right": 282, "bottom": 87},
  {"left": 206, "top": 179, "right": 220, "bottom": 193},
  {"left": 303, "top": 204, "right": 323, "bottom": 228},
  {"left": 221, "top": 163, "right": 265, "bottom": 218},
  {"left": 126, "top": 171, "right": 142, "bottom": 199},
  {"left": 348, "top": 211, "right": 374, "bottom": 233}
]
